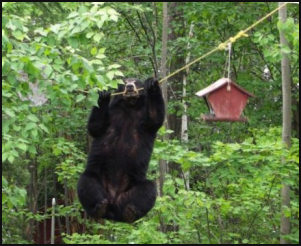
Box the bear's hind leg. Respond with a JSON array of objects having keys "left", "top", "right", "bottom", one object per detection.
[
  {"left": 77, "top": 171, "right": 109, "bottom": 218},
  {"left": 116, "top": 180, "right": 157, "bottom": 223}
]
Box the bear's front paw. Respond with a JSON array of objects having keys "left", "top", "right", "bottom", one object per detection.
[
  {"left": 144, "top": 78, "right": 160, "bottom": 94},
  {"left": 98, "top": 90, "right": 111, "bottom": 107}
]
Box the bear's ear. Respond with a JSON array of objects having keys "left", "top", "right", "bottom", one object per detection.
[{"left": 123, "top": 78, "right": 138, "bottom": 84}]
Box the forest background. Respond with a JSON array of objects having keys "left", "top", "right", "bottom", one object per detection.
[{"left": 2, "top": 2, "right": 299, "bottom": 244}]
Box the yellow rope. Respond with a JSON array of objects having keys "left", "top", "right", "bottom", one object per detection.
[{"left": 111, "top": 2, "right": 288, "bottom": 96}]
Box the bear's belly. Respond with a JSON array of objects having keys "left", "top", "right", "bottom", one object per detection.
[
  {"left": 97, "top": 127, "right": 151, "bottom": 157},
  {"left": 88, "top": 126, "right": 155, "bottom": 178}
]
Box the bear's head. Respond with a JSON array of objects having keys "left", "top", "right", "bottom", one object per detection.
[
  {"left": 122, "top": 78, "right": 143, "bottom": 98},
  {"left": 110, "top": 78, "right": 145, "bottom": 107}
]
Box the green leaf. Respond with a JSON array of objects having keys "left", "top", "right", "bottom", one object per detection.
[
  {"left": 108, "top": 64, "right": 121, "bottom": 69},
  {"left": 42, "top": 65, "right": 53, "bottom": 78},
  {"left": 70, "top": 25, "right": 81, "bottom": 35},
  {"left": 92, "top": 2, "right": 104, "bottom": 5},
  {"left": 80, "top": 21, "right": 90, "bottom": 31},
  {"left": 93, "top": 33, "right": 103, "bottom": 43},
  {"left": 34, "top": 27, "right": 48, "bottom": 37},
  {"left": 28, "top": 145, "right": 37, "bottom": 154},
  {"left": 12, "top": 30, "right": 24, "bottom": 41},
  {"left": 86, "top": 32, "right": 94, "bottom": 39},
  {"left": 6, "top": 20, "right": 17, "bottom": 31},
  {"left": 106, "top": 71, "right": 115, "bottom": 80},
  {"left": 39, "top": 124, "right": 49, "bottom": 133},
  {"left": 109, "top": 80, "right": 119, "bottom": 89},
  {"left": 27, "top": 114, "right": 39, "bottom": 122},
  {"left": 2, "top": 152, "right": 8, "bottom": 162},
  {"left": 8, "top": 155, "right": 15, "bottom": 163},
  {"left": 7, "top": 42, "right": 13, "bottom": 53},
  {"left": 31, "top": 129, "right": 38, "bottom": 138},
  {"left": 50, "top": 24, "right": 61, "bottom": 34},
  {"left": 114, "top": 70, "right": 124, "bottom": 77},
  {"left": 108, "top": 9, "right": 119, "bottom": 22},
  {"left": 96, "top": 54, "right": 106, "bottom": 59},
  {"left": 110, "top": 14, "right": 118, "bottom": 22},
  {"left": 90, "top": 47, "right": 97, "bottom": 56},
  {"left": 91, "top": 59, "right": 103, "bottom": 65},
  {"left": 13, "top": 125, "right": 21, "bottom": 131},
  {"left": 25, "top": 62, "right": 39, "bottom": 77},
  {"left": 17, "top": 143, "right": 27, "bottom": 151},
  {"left": 53, "top": 147, "right": 62, "bottom": 156},
  {"left": 67, "top": 12, "right": 78, "bottom": 19},
  {"left": 4, "top": 108, "right": 15, "bottom": 117},
  {"left": 25, "top": 122, "right": 36, "bottom": 131},
  {"left": 98, "top": 47, "right": 106, "bottom": 54},
  {"left": 68, "top": 38, "right": 79, "bottom": 48},
  {"left": 76, "top": 94, "right": 85, "bottom": 103}
]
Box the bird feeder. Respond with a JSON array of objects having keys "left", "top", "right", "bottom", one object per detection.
[{"left": 195, "top": 78, "right": 254, "bottom": 122}]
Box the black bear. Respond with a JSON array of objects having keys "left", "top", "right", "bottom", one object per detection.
[{"left": 77, "top": 77, "right": 165, "bottom": 223}]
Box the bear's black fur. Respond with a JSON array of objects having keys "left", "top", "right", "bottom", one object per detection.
[{"left": 77, "top": 78, "right": 165, "bottom": 222}]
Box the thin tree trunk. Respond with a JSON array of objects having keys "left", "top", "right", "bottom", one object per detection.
[
  {"left": 160, "top": 2, "right": 168, "bottom": 120},
  {"left": 28, "top": 157, "right": 38, "bottom": 242},
  {"left": 26, "top": 163, "right": 34, "bottom": 242},
  {"left": 167, "top": 2, "right": 184, "bottom": 140},
  {"left": 44, "top": 168, "right": 47, "bottom": 244},
  {"left": 181, "top": 22, "right": 194, "bottom": 191},
  {"left": 158, "top": 3, "right": 169, "bottom": 233},
  {"left": 159, "top": 2, "right": 169, "bottom": 198},
  {"left": 279, "top": 2, "right": 292, "bottom": 244},
  {"left": 64, "top": 180, "right": 70, "bottom": 235}
]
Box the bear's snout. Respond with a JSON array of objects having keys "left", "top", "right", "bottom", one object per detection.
[{"left": 126, "top": 84, "right": 134, "bottom": 92}]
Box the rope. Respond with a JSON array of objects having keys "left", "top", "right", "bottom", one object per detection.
[
  {"left": 227, "top": 42, "right": 232, "bottom": 80},
  {"left": 110, "top": 2, "right": 288, "bottom": 96},
  {"left": 227, "top": 42, "right": 232, "bottom": 91}
]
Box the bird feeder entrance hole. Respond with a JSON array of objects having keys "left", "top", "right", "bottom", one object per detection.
[{"left": 195, "top": 78, "right": 254, "bottom": 122}]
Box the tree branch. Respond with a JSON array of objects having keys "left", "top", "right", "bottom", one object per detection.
[
  {"left": 137, "top": 11, "right": 158, "bottom": 76},
  {"left": 119, "top": 11, "right": 143, "bottom": 43},
  {"left": 144, "top": 12, "right": 159, "bottom": 75}
]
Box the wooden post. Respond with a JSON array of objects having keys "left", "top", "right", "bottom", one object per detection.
[{"left": 51, "top": 198, "right": 56, "bottom": 244}]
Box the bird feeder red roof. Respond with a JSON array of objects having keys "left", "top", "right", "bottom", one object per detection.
[{"left": 195, "top": 78, "right": 254, "bottom": 122}]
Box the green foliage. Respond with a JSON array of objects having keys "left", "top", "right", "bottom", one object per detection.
[
  {"left": 2, "top": 177, "right": 29, "bottom": 244},
  {"left": 2, "top": 2, "right": 123, "bottom": 243},
  {"left": 53, "top": 138, "right": 85, "bottom": 188},
  {"left": 62, "top": 128, "right": 299, "bottom": 244},
  {"left": 2, "top": 2, "right": 299, "bottom": 244},
  {"left": 63, "top": 233, "right": 106, "bottom": 244},
  {"left": 2, "top": 177, "right": 27, "bottom": 211}
]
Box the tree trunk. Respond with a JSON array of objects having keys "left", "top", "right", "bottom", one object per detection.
[
  {"left": 279, "top": 2, "right": 292, "bottom": 244},
  {"left": 159, "top": 2, "right": 169, "bottom": 198},
  {"left": 26, "top": 157, "right": 38, "bottom": 242},
  {"left": 64, "top": 180, "right": 70, "bottom": 235},
  {"left": 181, "top": 22, "right": 194, "bottom": 191},
  {"left": 44, "top": 168, "right": 47, "bottom": 244},
  {"left": 167, "top": 2, "right": 185, "bottom": 139}
]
